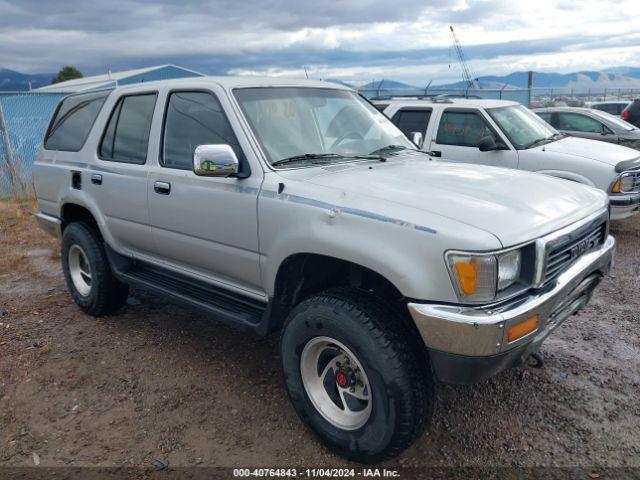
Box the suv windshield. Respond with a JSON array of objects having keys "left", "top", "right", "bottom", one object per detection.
[
  {"left": 487, "top": 105, "right": 558, "bottom": 149},
  {"left": 234, "top": 87, "right": 414, "bottom": 166}
]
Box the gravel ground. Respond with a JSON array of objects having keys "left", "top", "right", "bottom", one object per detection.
[{"left": 1, "top": 199, "right": 639, "bottom": 471}]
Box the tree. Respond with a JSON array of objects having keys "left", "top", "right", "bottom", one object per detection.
[{"left": 52, "top": 66, "right": 83, "bottom": 84}]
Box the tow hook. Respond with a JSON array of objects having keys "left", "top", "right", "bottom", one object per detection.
[{"left": 527, "top": 352, "right": 544, "bottom": 369}]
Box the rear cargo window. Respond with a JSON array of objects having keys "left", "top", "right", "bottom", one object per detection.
[
  {"left": 99, "top": 93, "right": 157, "bottom": 164},
  {"left": 44, "top": 91, "right": 110, "bottom": 152}
]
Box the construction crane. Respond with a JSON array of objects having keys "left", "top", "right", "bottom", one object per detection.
[{"left": 449, "top": 25, "right": 479, "bottom": 89}]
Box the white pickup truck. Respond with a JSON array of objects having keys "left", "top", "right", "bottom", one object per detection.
[{"left": 377, "top": 98, "right": 640, "bottom": 220}]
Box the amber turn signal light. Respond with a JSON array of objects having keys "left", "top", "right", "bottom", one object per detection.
[
  {"left": 454, "top": 262, "right": 478, "bottom": 295},
  {"left": 508, "top": 315, "right": 539, "bottom": 342},
  {"left": 612, "top": 178, "right": 621, "bottom": 193}
]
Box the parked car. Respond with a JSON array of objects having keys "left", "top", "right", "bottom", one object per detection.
[
  {"left": 533, "top": 106, "right": 640, "bottom": 150},
  {"left": 35, "top": 78, "right": 614, "bottom": 463},
  {"left": 378, "top": 98, "right": 640, "bottom": 220},
  {"left": 585, "top": 100, "right": 631, "bottom": 117},
  {"left": 622, "top": 99, "right": 640, "bottom": 128}
]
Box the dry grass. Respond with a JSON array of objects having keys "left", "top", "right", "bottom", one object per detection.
[{"left": 0, "top": 195, "right": 55, "bottom": 272}]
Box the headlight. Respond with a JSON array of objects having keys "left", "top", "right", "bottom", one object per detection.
[
  {"left": 498, "top": 250, "right": 521, "bottom": 290},
  {"left": 446, "top": 249, "right": 522, "bottom": 303}
]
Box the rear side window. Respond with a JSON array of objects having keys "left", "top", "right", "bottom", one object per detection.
[
  {"left": 557, "top": 112, "right": 603, "bottom": 133},
  {"left": 161, "top": 91, "right": 244, "bottom": 170},
  {"left": 44, "top": 91, "right": 109, "bottom": 151},
  {"left": 436, "top": 111, "right": 496, "bottom": 147},
  {"left": 99, "top": 93, "right": 157, "bottom": 164},
  {"left": 391, "top": 109, "right": 432, "bottom": 138}
]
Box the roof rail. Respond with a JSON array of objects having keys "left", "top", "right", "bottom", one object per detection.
[{"left": 369, "top": 95, "right": 453, "bottom": 103}]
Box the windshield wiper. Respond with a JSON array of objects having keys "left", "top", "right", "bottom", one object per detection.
[
  {"left": 368, "top": 145, "right": 418, "bottom": 155},
  {"left": 272, "top": 153, "right": 344, "bottom": 167},
  {"left": 524, "top": 137, "right": 554, "bottom": 149},
  {"left": 272, "top": 153, "right": 386, "bottom": 167}
]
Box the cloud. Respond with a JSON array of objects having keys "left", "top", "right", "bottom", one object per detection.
[{"left": 0, "top": 0, "right": 639, "bottom": 84}]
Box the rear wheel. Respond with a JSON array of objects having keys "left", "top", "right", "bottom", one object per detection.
[
  {"left": 281, "top": 287, "right": 435, "bottom": 463},
  {"left": 61, "top": 222, "right": 129, "bottom": 316}
]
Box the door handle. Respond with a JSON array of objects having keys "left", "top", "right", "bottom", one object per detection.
[
  {"left": 91, "top": 174, "right": 102, "bottom": 185},
  {"left": 428, "top": 150, "right": 442, "bottom": 157},
  {"left": 154, "top": 181, "right": 171, "bottom": 195}
]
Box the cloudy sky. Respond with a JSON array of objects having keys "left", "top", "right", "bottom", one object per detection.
[{"left": 1, "top": 0, "right": 639, "bottom": 85}]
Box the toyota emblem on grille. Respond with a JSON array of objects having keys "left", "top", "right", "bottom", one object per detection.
[{"left": 570, "top": 238, "right": 595, "bottom": 259}]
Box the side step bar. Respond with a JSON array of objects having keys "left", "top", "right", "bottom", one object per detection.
[{"left": 106, "top": 247, "right": 268, "bottom": 332}]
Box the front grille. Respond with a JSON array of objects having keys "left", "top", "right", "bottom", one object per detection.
[
  {"left": 543, "top": 222, "right": 606, "bottom": 284},
  {"left": 620, "top": 170, "right": 640, "bottom": 193}
]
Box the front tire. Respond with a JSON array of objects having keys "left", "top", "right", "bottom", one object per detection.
[
  {"left": 280, "top": 288, "right": 435, "bottom": 463},
  {"left": 61, "top": 222, "right": 129, "bottom": 316}
]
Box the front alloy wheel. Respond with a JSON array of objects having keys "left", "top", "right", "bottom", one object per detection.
[
  {"left": 300, "top": 336, "right": 372, "bottom": 431},
  {"left": 281, "top": 287, "right": 434, "bottom": 463}
]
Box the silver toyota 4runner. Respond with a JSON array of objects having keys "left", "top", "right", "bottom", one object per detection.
[{"left": 34, "top": 77, "right": 615, "bottom": 463}]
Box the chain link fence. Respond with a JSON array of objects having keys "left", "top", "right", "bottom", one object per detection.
[
  {"left": 0, "top": 91, "right": 66, "bottom": 198},
  {"left": 358, "top": 85, "right": 640, "bottom": 109},
  {"left": 530, "top": 87, "right": 640, "bottom": 107}
]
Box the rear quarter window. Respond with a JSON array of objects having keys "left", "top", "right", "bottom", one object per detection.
[{"left": 44, "top": 91, "right": 110, "bottom": 151}]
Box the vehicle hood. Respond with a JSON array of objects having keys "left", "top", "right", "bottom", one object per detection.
[
  {"left": 539, "top": 136, "right": 639, "bottom": 167},
  {"left": 284, "top": 155, "right": 607, "bottom": 247}
]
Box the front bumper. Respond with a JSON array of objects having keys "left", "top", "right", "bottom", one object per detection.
[
  {"left": 408, "top": 235, "right": 615, "bottom": 384},
  {"left": 609, "top": 193, "right": 640, "bottom": 220}
]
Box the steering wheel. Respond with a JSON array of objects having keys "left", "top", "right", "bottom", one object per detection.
[{"left": 330, "top": 131, "right": 364, "bottom": 150}]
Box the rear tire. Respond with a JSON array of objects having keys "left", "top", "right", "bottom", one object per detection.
[
  {"left": 280, "top": 287, "right": 435, "bottom": 463},
  {"left": 61, "top": 222, "right": 129, "bottom": 316}
]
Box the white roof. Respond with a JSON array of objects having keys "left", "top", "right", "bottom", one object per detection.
[
  {"left": 373, "top": 98, "right": 519, "bottom": 109},
  {"left": 93, "top": 75, "right": 352, "bottom": 94},
  {"left": 35, "top": 64, "right": 204, "bottom": 93}
]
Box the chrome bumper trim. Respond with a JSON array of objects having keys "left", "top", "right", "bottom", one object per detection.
[
  {"left": 408, "top": 235, "right": 615, "bottom": 357},
  {"left": 35, "top": 212, "right": 63, "bottom": 239}
]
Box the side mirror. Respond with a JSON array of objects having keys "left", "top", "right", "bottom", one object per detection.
[
  {"left": 410, "top": 131, "right": 423, "bottom": 148},
  {"left": 478, "top": 136, "right": 506, "bottom": 152},
  {"left": 478, "top": 136, "right": 498, "bottom": 151},
  {"left": 193, "top": 145, "right": 239, "bottom": 177}
]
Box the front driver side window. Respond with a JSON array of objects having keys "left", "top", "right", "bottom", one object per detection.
[
  {"left": 162, "top": 91, "right": 245, "bottom": 170},
  {"left": 557, "top": 113, "right": 604, "bottom": 133},
  {"left": 436, "top": 111, "right": 496, "bottom": 147}
]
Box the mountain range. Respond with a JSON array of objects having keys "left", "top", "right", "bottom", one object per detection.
[
  {"left": 3, "top": 66, "right": 640, "bottom": 92},
  {"left": 0, "top": 69, "right": 54, "bottom": 91},
  {"left": 361, "top": 67, "right": 640, "bottom": 91}
]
